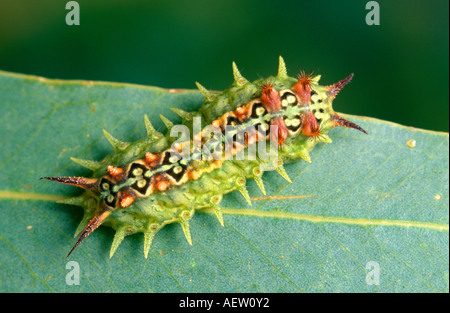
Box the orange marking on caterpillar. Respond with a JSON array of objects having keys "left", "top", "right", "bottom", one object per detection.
[
  {"left": 234, "top": 106, "right": 249, "bottom": 122},
  {"left": 154, "top": 175, "right": 170, "bottom": 191},
  {"left": 261, "top": 84, "right": 281, "bottom": 113},
  {"left": 292, "top": 70, "right": 313, "bottom": 105},
  {"left": 270, "top": 116, "right": 289, "bottom": 145},
  {"left": 144, "top": 152, "right": 161, "bottom": 167},
  {"left": 120, "top": 194, "right": 135, "bottom": 207},
  {"left": 172, "top": 142, "right": 182, "bottom": 153},
  {"left": 145, "top": 152, "right": 158, "bottom": 162},
  {"left": 301, "top": 111, "right": 320, "bottom": 137},
  {"left": 107, "top": 165, "right": 123, "bottom": 177},
  {"left": 212, "top": 120, "right": 221, "bottom": 128},
  {"left": 188, "top": 169, "right": 201, "bottom": 180}
]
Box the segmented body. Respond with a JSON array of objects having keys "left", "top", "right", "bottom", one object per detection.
[{"left": 44, "top": 57, "right": 366, "bottom": 258}]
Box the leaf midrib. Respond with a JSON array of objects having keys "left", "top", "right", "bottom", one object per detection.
[{"left": 1, "top": 190, "right": 448, "bottom": 232}]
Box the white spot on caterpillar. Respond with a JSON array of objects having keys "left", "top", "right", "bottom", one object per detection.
[
  {"left": 286, "top": 94, "right": 296, "bottom": 104},
  {"left": 285, "top": 118, "right": 301, "bottom": 127},
  {"left": 256, "top": 107, "right": 266, "bottom": 116},
  {"left": 173, "top": 166, "right": 183, "bottom": 174},
  {"left": 133, "top": 168, "right": 143, "bottom": 176}
]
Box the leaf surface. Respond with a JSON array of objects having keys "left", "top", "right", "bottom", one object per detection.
[{"left": 0, "top": 71, "right": 448, "bottom": 292}]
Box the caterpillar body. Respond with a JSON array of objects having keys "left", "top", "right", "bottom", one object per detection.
[{"left": 43, "top": 57, "right": 367, "bottom": 258}]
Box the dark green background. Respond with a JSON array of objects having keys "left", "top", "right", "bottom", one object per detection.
[{"left": 0, "top": 0, "right": 448, "bottom": 131}]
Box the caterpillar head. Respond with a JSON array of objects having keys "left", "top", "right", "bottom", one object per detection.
[{"left": 291, "top": 72, "right": 367, "bottom": 138}]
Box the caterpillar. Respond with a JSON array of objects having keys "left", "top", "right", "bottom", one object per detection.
[{"left": 42, "top": 57, "right": 367, "bottom": 258}]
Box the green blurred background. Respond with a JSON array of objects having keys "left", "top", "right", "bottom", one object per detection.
[{"left": 0, "top": 0, "right": 448, "bottom": 131}]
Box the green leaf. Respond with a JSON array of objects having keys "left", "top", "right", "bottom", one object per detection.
[{"left": 0, "top": 70, "right": 448, "bottom": 293}]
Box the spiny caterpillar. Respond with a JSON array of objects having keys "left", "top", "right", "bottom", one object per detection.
[{"left": 43, "top": 57, "right": 367, "bottom": 258}]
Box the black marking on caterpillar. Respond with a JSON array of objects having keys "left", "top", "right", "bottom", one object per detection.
[{"left": 42, "top": 57, "right": 367, "bottom": 258}]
